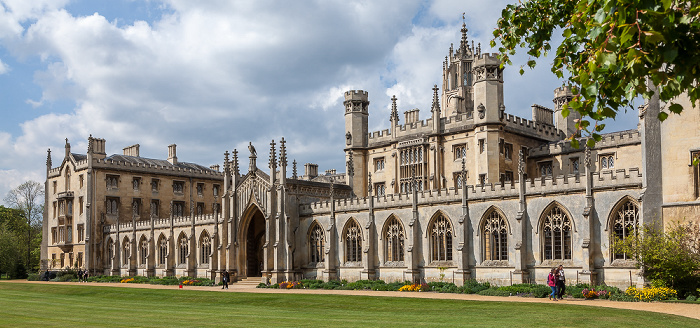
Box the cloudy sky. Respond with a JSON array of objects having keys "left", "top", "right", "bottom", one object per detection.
[{"left": 0, "top": 0, "right": 639, "bottom": 203}]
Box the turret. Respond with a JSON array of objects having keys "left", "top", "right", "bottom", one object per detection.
[
  {"left": 553, "top": 86, "right": 578, "bottom": 138},
  {"left": 344, "top": 90, "right": 369, "bottom": 197},
  {"left": 472, "top": 53, "right": 504, "bottom": 125},
  {"left": 167, "top": 144, "right": 177, "bottom": 165},
  {"left": 344, "top": 90, "right": 369, "bottom": 148}
]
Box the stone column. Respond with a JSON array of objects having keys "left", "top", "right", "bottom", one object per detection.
[
  {"left": 405, "top": 169, "right": 420, "bottom": 283},
  {"left": 362, "top": 173, "right": 376, "bottom": 280},
  {"left": 455, "top": 159, "right": 471, "bottom": 283},
  {"left": 512, "top": 151, "right": 529, "bottom": 283},
  {"left": 579, "top": 146, "right": 597, "bottom": 284},
  {"left": 323, "top": 179, "right": 338, "bottom": 281}
]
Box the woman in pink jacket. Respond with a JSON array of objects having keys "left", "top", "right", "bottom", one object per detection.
[{"left": 547, "top": 268, "right": 558, "bottom": 301}]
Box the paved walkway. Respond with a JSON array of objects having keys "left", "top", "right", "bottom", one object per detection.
[{"left": 6, "top": 280, "right": 700, "bottom": 321}]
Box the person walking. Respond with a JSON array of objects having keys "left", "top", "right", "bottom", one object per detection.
[
  {"left": 222, "top": 270, "right": 229, "bottom": 289},
  {"left": 547, "top": 268, "right": 558, "bottom": 301},
  {"left": 556, "top": 265, "right": 566, "bottom": 300}
]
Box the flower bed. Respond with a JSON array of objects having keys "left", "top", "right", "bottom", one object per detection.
[{"left": 625, "top": 286, "right": 677, "bottom": 302}]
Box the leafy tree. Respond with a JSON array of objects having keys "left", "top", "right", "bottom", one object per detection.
[
  {"left": 492, "top": 0, "right": 700, "bottom": 148},
  {"left": 4, "top": 181, "right": 44, "bottom": 272},
  {"left": 0, "top": 222, "right": 21, "bottom": 278},
  {"left": 614, "top": 221, "right": 700, "bottom": 297}
]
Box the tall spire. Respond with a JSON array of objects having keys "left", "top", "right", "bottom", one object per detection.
[
  {"left": 390, "top": 95, "right": 399, "bottom": 123},
  {"left": 292, "top": 159, "right": 298, "bottom": 179},
  {"left": 279, "top": 137, "right": 287, "bottom": 168},
  {"left": 269, "top": 140, "right": 277, "bottom": 170},
  {"left": 460, "top": 13, "right": 468, "bottom": 55}
]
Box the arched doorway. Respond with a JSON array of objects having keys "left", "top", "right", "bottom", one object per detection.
[{"left": 245, "top": 207, "right": 265, "bottom": 277}]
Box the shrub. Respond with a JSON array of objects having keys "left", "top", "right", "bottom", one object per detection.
[
  {"left": 26, "top": 272, "right": 40, "bottom": 281},
  {"left": 685, "top": 295, "right": 697, "bottom": 302},
  {"left": 462, "top": 280, "right": 490, "bottom": 294},
  {"left": 477, "top": 288, "right": 512, "bottom": 297}
]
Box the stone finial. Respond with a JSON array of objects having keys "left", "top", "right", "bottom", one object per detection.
[
  {"left": 269, "top": 140, "right": 277, "bottom": 169},
  {"left": 248, "top": 142, "right": 257, "bottom": 157},
  {"left": 46, "top": 148, "right": 52, "bottom": 168},
  {"left": 347, "top": 150, "right": 354, "bottom": 177},
  {"left": 65, "top": 138, "right": 71, "bottom": 158},
  {"left": 292, "top": 160, "right": 298, "bottom": 179},
  {"left": 390, "top": 95, "right": 399, "bottom": 123},
  {"left": 280, "top": 137, "right": 287, "bottom": 168},
  {"left": 584, "top": 146, "right": 591, "bottom": 169},
  {"left": 329, "top": 176, "right": 334, "bottom": 198},
  {"left": 233, "top": 149, "right": 240, "bottom": 176},
  {"left": 461, "top": 157, "right": 466, "bottom": 180},
  {"left": 460, "top": 13, "right": 468, "bottom": 53},
  {"left": 431, "top": 85, "right": 440, "bottom": 113},
  {"left": 87, "top": 134, "right": 93, "bottom": 153}
]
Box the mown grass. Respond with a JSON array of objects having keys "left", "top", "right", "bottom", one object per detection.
[{"left": 0, "top": 282, "right": 697, "bottom": 327}]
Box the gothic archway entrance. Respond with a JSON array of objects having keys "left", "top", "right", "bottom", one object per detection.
[{"left": 244, "top": 207, "right": 265, "bottom": 277}]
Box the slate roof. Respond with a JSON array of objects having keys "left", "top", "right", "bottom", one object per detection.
[{"left": 104, "top": 154, "right": 215, "bottom": 172}]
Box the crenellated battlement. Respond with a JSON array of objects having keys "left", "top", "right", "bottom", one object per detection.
[
  {"left": 344, "top": 90, "right": 369, "bottom": 101},
  {"left": 299, "top": 168, "right": 642, "bottom": 216},
  {"left": 529, "top": 129, "right": 641, "bottom": 157},
  {"left": 474, "top": 53, "right": 501, "bottom": 66},
  {"left": 503, "top": 113, "right": 560, "bottom": 140}
]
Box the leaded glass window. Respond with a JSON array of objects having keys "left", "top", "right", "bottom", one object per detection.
[
  {"left": 543, "top": 206, "right": 572, "bottom": 260},
  {"left": 344, "top": 220, "right": 362, "bottom": 263},
  {"left": 483, "top": 211, "right": 508, "bottom": 261},
  {"left": 385, "top": 217, "right": 405, "bottom": 262},
  {"left": 430, "top": 215, "right": 453, "bottom": 261}
]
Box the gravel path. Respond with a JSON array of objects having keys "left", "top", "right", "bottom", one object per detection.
[{"left": 8, "top": 280, "right": 700, "bottom": 321}]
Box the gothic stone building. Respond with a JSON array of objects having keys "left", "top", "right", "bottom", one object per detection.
[{"left": 42, "top": 25, "right": 700, "bottom": 288}]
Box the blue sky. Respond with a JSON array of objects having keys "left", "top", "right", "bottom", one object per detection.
[{"left": 0, "top": 0, "right": 639, "bottom": 202}]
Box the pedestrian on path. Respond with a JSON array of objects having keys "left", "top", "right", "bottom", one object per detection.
[
  {"left": 222, "top": 270, "right": 229, "bottom": 289},
  {"left": 548, "top": 268, "right": 558, "bottom": 301},
  {"left": 556, "top": 265, "right": 566, "bottom": 300}
]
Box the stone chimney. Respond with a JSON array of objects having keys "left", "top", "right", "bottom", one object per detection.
[
  {"left": 89, "top": 137, "right": 107, "bottom": 160},
  {"left": 123, "top": 144, "right": 140, "bottom": 157},
  {"left": 531, "top": 104, "right": 554, "bottom": 125},
  {"left": 305, "top": 163, "right": 318, "bottom": 179},
  {"left": 167, "top": 144, "right": 177, "bottom": 165},
  {"left": 210, "top": 164, "right": 220, "bottom": 172},
  {"left": 404, "top": 109, "right": 420, "bottom": 124}
]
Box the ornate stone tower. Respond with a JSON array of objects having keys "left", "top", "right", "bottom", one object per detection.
[
  {"left": 553, "top": 86, "right": 578, "bottom": 137},
  {"left": 344, "top": 90, "right": 369, "bottom": 196},
  {"left": 472, "top": 53, "right": 504, "bottom": 125},
  {"left": 441, "top": 20, "right": 475, "bottom": 117}
]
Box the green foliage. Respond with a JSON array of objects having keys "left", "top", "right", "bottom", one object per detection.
[
  {"left": 492, "top": 0, "right": 700, "bottom": 145},
  {"left": 613, "top": 221, "right": 700, "bottom": 297},
  {"left": 477, "top": 288, "right": 512, "bottom": 297}
]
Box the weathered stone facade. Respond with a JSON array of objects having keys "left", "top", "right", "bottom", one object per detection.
[{"left": 42, "top": 25, "right": 699, "bottom": 288}]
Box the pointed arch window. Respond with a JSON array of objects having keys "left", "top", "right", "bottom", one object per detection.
[
  {"left": 385, "top": 217, "right": 405, "bottom": 262},
  {"left": 107, "top": 239, "right": 114, "bottom": 260},
  {"left": 612, "top": 200, "right": 639, "bottom": 260},
  {"left": 158, "top": 236, "right": 167, "bottom": 266},
  {"left": 344, "top": 220, "right": 362, "bottom": 263},
  {"left": 139, "top": 238, "right": 148, "bottom": 266},
  {"left": 430, "top": 214, "right": 453, "bottom": 261},
  {"left": 542, "top": 206, "right": 572, "bottom": 260},
  {"left": 309, "top": 223, "right": 325, "bottom": 263},
  {"left": 483, "top": 210, "right": 508, "bottom": 261},
  {"left": 178, "top": 234, "right": 188, "bottom": 265},
  {"left": 200, "top": 232, "right": 211, "bottom": 264}
]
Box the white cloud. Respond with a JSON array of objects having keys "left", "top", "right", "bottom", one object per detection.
[{"left": 0, "top": 0, "right": 639, "bottom": 200}]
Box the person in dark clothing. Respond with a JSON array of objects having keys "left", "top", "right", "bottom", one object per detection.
[
  {"left": 221, "top": 270, "right": 229, "bottom": 289},
  {"left": 556, "top": 265, "right": 566, "bottom": 299}
]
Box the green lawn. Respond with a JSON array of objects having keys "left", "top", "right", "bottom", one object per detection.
[{"left": 0, "top": 282, "right": 697, "bottom": 327}]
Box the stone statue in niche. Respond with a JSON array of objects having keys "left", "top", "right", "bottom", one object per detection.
[
  {"left": 477, "top": 103, "right": 486, "bottom": 119},
  {"left": 345, "top": 132, "right": 352, "bottom": 145}
]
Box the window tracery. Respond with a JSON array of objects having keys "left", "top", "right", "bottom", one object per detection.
[
  {"left": 430, "top": 214, "right": 453, "bottom": 262},
  {"left": 309, "top": 223, "right": 325, "bottom": 263},
  {"left": 483, "top": 210, "right": 508, "bottom": 261},
  {"left": 385, "top": 217, "right": 405, "bottom": 262},
  {"left": 542, "top": 206, "right": 572, "bottom": 261},
  {"left": 344, "top": 220, "right": 362, "bottom": 263}
]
